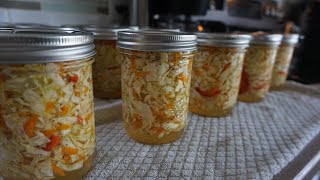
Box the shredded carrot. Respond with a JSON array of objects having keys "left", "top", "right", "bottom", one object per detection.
[
  {"left": 277, "top": 71, "right": 286, "bottom": 76},
  {"left": 22, "top": 155, "right": 32, "bottom": 165},
  {"left": 62, "top": 147, "right": 78, "bottom": 155},
  {"left": 132, "top": 89, "right": 139, "bottom": 98},
  {"left": 56, "top": 124, "right": 71, "bottom": 130},
  {"left": 133, "top": 114, "right": 143, "bottom": 128},
  {"left": 153, "top": 111, "right": 168, "bottom": 123},
  {"left": 52, "top": 163, "right": 65, "bottom": 176},
  {"left": 150, "top": 127, "right": 164, "bottom": 135},
  {"left": 195, "top": 87, "right": 221, "bottom": 97},
  {"left": 45, "top": 101, "right": 56, "bottom": 113},
  {"left": 179, "top": 74, "right": 188, "bottom": 82},
  {"left": 69, "top": 75, "right": 78, "bottom": 83},
  {"left": 166, "top": 102, "right": 174, "bottom": 109},
  {"left": 43, "top": 135, "right": 61, "bottom": 151},
  {"left": 77, "top": 116, "right": 83, "bottom": 124},
  {"left": 23, "top": 114, "right": 38, "bottom": 137},
  {"left": 85, "top": 112, "right": 92, "bottom": 122},
  {"left": 74, "top": 90, "right": 80, "bottom": 97},
  {"left": 194, "top": 68, "right": 201, "bottom": 76},
  {"left": 222, "top": 63, "right": 231, "bottom": 72},
  {"left": 18, "top": 111, "right": 30, "bottom": 116},
  {"left": 42, "top": 129, "right": 57, "bottom": 137},
  {"left": 202, "top": 63, "right": 209, "bottom": 71},
  {"left": 135, "top": 71, "right": 148, "bottom": 78},
  {"left": 133, "top": 119, "right": 143, "bottom": 129},
  {"left": 63, "top": 155, "right": 72, "bottom": 163},
  {"left": 129, "top": 58, "right": 136, "bottom": 70},
  {"left": 59, "top": 105, "right": 70, "bottom": 116}
]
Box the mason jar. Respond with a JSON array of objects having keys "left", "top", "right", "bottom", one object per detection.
[
  {"left": 238, "top": 34, "right": 283, "bottom": 102},
  {"left": 0, "top": 29, "right": 96, "bottom": 180},
  {"left": 190, "top": 33, "right": 251, "bottom": 117},
  {"left": 83, "top": 26, "right": 131, "bottom": 99},
  {"left": 270, "top": 34, "right": 299, "bottom": 90},
  {"left": 117, "top": 31, "right": 197, "bottom": 144}
]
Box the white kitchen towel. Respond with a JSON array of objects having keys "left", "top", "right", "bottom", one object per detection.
[{"left": 86, "top": 81, "right": 320, "bottom": 180}]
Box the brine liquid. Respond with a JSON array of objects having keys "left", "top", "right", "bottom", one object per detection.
[
  {"left": 237, "top": 94, "right": 264, "bottom": 103},
  {"left": 190, "top": 106, "right": 234, "bottom": 117},
  {"left": 125, "top": 124, "right": 184, "bottom": 145}
]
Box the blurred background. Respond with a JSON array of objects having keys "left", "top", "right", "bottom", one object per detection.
[{"left": 0, "top": 0, "right": 319, "bottom": 84}]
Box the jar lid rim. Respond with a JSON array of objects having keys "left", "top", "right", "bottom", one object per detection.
[
  {"left": 117, "top": 31, "right": 197, "bottom": 51},
  {"left": 196, "top": 33, "right": 252, "bottom": 48},
  {"left": 0, "top": 28, "right": 96, "bottom": 64}
]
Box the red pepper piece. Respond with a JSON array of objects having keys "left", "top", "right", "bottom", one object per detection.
[
  {"left": 77, "top": 116, "right": 83, "bottom": 124},
  {"left": 253, "top": 83, "right": 268, "bottom": 90},
  {"left": 195, "top": 87, "right": 221, "bottom": 97},
  {"left": 43, "top": 135, "right": 61, "bottom": 151},
  {"left": 239, "top": 71, "right": 249, "bottom": 94},
  {"left": 69, "top": 75, "right": 78, "bottom": 83}
]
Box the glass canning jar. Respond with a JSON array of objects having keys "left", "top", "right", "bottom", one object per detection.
[
  {"left": 0, "top": 29, "right": 96, "bottom": 180},
  {"left": 238, "top": 34, "right": 283, "bottom": 102},
  {"left": 117, "top": 31, "right": 197, "bottom": 144},
  {"left": 82, "top": 26, "right": 131, "bottom": 99},
  {"left": 190, "top": 33, "right": 252, "bottom": 117},
  {"left": 270, "top": 34, "right": 299, "bottom": 90}
]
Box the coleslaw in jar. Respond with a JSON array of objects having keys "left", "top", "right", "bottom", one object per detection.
[
  {"left": 238, "top": 34, "right": 283, "bottom": 102},
  {"left": 270, "top": 34, "right": 299, "bottom": 90},
  {"left": 83, "top": 26, "right": 131, "bottom": 99},
  {"left": 0, "top": 29, "right": 96, "bottom": 180},
  {"left": 190, "top": 33, "right": 251, "bottom": 117},
  {"left": 117, "top": 31, "right": 197, "bottom": 144}
]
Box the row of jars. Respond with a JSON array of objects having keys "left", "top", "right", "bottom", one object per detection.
[
  {"left": 113, "top": 30, "right": 299, "bottom": 145},
  {"left": 0, "top": 27, "right": 298, "bottom": 179},
  {"left": 85, "top": 27, "right": 298, "bottom": 104}
]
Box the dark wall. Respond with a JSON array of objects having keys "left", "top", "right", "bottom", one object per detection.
[{"left": 295, "top": 1, "right": 320, "bottom": 84}]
